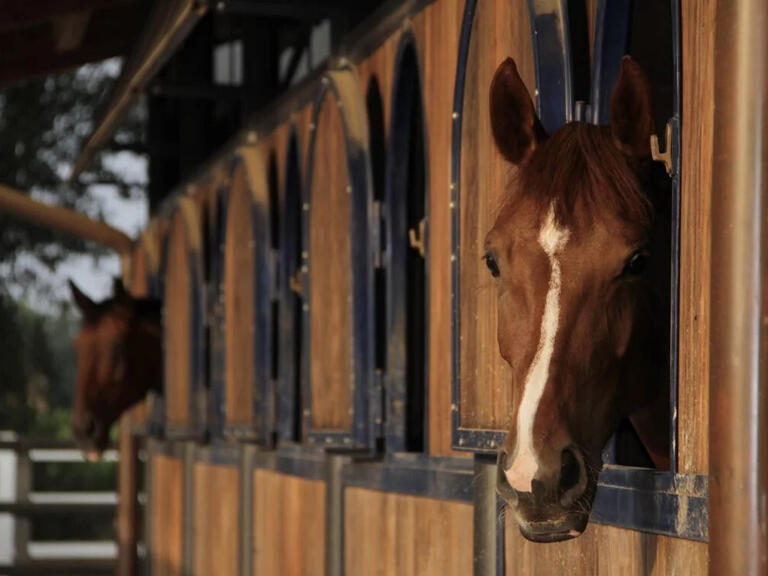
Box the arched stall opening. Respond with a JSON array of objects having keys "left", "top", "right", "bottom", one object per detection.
[
  {"left": 163, "top": 197, "right": 206, "bottom": 440},
  {"left": 302, "top": 68, "right": 378, "bottom": 450},
  {"left": 589, "top": 0, "right": 676, "bottom": 470},
  {"left": 205, "top": 178, "right": 229, "bottom": 440},
  {"left": 223, "top": 148, "right": 275, "bottom": 443},
  {"left": 383, "top": 37, "right": 428, "bottom": 453},
  {"left": 278, "top": 131, "right": 304, "bottom": 443}
]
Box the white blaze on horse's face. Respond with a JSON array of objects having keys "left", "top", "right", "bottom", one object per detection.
[{"left": 505, "top": 203, "right": 570, "bottom": 493}]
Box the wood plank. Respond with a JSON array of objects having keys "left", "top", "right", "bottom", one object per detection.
[
  {"left": 165, "top": 210, "right": 192, "bottom": 428},
  {"left": 308, "top": 90, "right": 353, "bottom": 430},
  {"left": 411, "top": 0, "right": 466, "bottom": 456},
  {"left": 505, "top": 516, "right": 708, "bottom": 574},
  {"left": 253, "top": 469, "right": 326, "bottom": 576},
  {"left": 192, "top": 463, "right": 240, "bottom": 576},
  {"left": 455, "top": 0, "right": 535, "bottom": 432},
  {"left": 150, "top": 455, "right": 184, "bottom": 576},
  {"left": 678, "top": 0, "right": 716, "bottom": 476},
  {"left": 224, "top": 161, "right": 258, "bottom": 427},
  {"left": 344, "top": 487, "right": 473, "bottom": 576}
]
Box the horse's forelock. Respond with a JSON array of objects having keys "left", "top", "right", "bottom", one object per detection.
[{"left": 520, "top": 123, "right": 653, "bottom": 233}]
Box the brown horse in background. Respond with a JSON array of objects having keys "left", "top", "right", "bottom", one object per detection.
[
  {"left": 487, "top": 56, "right": 670, "bottom": 542},
  {"left": 69, "top": 278, "right": 162, "bottom": 455}
]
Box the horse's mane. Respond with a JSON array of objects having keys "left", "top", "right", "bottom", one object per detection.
[
  {"left": 521, "top": 123, "right": 653, "bottom": 231},
  {"left": 82, "top": 296, "right": 162, "bottom": 326}
]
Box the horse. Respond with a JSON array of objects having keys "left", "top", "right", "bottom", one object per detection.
[
  {"left": 69, "top": 278, "right": 162, "bottom": 456},
  {"left": 487, "top": 56, "right": 671, "bottom": 542}
]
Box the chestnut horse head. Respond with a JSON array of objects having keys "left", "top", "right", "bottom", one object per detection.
[
  {"left": 69, "top": 278, "right": 162, "bottom": 455},
  {"left": 488, "top": 56, "right": 670, "bottom": 541}
]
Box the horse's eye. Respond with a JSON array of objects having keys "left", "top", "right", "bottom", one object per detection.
[
  {"left": 484, "top": 252, "right": 500, "bottom": 278},
  {"left": 622, "top": 250, "right": 648, "bottom": 277}
]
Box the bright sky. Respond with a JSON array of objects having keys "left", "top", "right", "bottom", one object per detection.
[{"left": 4, "top": 152, "right": 148, "bottom": 313}]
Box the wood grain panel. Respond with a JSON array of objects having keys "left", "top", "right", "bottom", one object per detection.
[
  {"left": 165, "top": 210, "right": 192, "bottom": 428},
  {"left": 150, "top": 455, "right": 184, "bottom": 576},
  {"left": 457, "top": 0, "right": 535, "bottom": 431},
  {"left": 411, "top": 0, "right": 465, "bottom": 456},
  {"left": 678, "top": 0, "right": 716, "bottom": 475},
  {"left": 308, "top": 89, "right": 353, "bottom": 430},
  {"left": 192, "top": 463, "right": 240, "bottom": 576},
  {"left": 344, "top": 488, "right": 473, "bottom": 576},
  {"left": 505, "top": 516, "right": 707, "bottom": 574},
  {"left": 225, "top": 161, "right": 257, "bottom": 426},
  {"left": 357, "top": 31, "right": 400, "bottom": 142},
  {"left": 253, "top": 469, "right": 326, "bottom": 576}
]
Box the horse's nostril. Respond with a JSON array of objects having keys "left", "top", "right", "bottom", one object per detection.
[{"left": 559, "top": 447, "right": 582, "bottom": 494}]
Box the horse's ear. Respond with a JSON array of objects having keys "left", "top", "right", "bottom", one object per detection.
[
  {"left": 489, "top": 57, "right": 545, "bottom": 165},
  {"left": 69, "top": 280, "right": 97, "bottom": 322},
  {"left": 610, "top": 56, "right": 654, "bottom": 158},
  {"left": 112, "top": 277, "right": 131, "bottom": 305}
]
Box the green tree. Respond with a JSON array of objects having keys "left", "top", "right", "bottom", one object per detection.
[{"left": 0, "top": 60, "right": 146, "bottom": 287}]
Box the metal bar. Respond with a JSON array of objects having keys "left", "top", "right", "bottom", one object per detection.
[
  {"left": 0, "top": 559, "right": 115, "bottom": 575},
  {"left": 116, "top": 419, "right": 139, "bottom": 576},
  {"left": 239, "top": 444, "right": 256, "bottom": 576},
  {"left": 182, "top": 442, "right": 196, "bottom": 576},
  {"left": 148, "top": 82, "right": 242, "bottom": 101},
  {"left": 710, "top": 0, "right": 768, "bottom": 573},
  {"left": 0, "top": 183, "right": 132, "bottom": 253},
  {"left": 325, "top": 454, "right": 346, "bottom": 576},
  {"left": 473, "top": 456, "right": 497, "bottom": 576},
  {"left": 0, "top": 502, "right": 117, "bottom": 516},
  {"left": 71, "top": 0, "right": 207, "bottom": 180}
]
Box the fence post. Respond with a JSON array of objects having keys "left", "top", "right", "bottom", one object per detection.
[
  {"left": 13, "top": 447, "right": 31, "bottom": 565},
  {"left": 473, "top": 456, "right": 498, "bottom": 576}
]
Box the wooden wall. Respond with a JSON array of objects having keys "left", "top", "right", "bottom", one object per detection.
[
  {"left": 253, "top": 470, "right": 326, "bottom": 576},
  {"left": 165, "top": 204, "right": 194, "bottom": 429},
  {"left": 678, "top": 0, "right": 716, "bottom": 477},
  {"left": 308, "top": 89, "right": 354, "bottom": 431},
  {"left": 225, "top": 160, "right": 257, "bottom": 427},
  {"left": 193, "top": 463, "right": 240, "bottom": 576},
  {"left": 150, "top": 455, "right": 184, "bottom": 576},
  {"left": 505, "top": 518, "right": 706, "bottom": 575},
  {"left": 344, "top": 488, "right": 473, "bottom": 576},
  {"left": 457, "top": 0, "right": 534, "bottom": 432}
]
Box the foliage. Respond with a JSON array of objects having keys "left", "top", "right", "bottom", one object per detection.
[
  {"left": 0, "top": 60, "right": 146, "bottom": 287},
  {"left": 0, "top": 292, "right": 79, "bottom": 438}
]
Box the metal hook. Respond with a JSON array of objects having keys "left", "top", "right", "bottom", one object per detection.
[
  {"left": 650, "top": 122, "right": 674, "bottom": 175},
  {"left": 289, "top": 272, "right": 303, "bottom": 296},
  {"left": 408, "top": 218, "right": 426, "bottom": 258}
]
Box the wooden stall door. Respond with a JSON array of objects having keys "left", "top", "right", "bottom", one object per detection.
[
  {"left": 456, "top": 0, "right": 535, "bottom": 442},
  {"left": 304, "top": 69, "right": 377, "bottom": 449},
  {"left": 150, "top": 455, "right": 184, "bottom": 576},
  {"left": 344, "top": 488, "right": 473, "bottom": 576},
  {"left": 308, "top": 89, "right": 353, "bottom": 432},
  {"left": 165, "top": 198, "right": 204, "bottom": 437},
  {"left": 192, "top": 463, "right": 240, "bottom": 576},
  {"left": 253, "top": 470, "right": 326, "bottom": 576}
]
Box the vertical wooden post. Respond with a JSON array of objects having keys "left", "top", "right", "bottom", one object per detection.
[
  {"left": 13, "top": 448, "right": 30, "bottom": 565},
  {"left": 117, "top": 419, "right": 139, "bottom": 576},
  {"left": 711, "top": 0, "right": 768, "bottom": 573}
]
